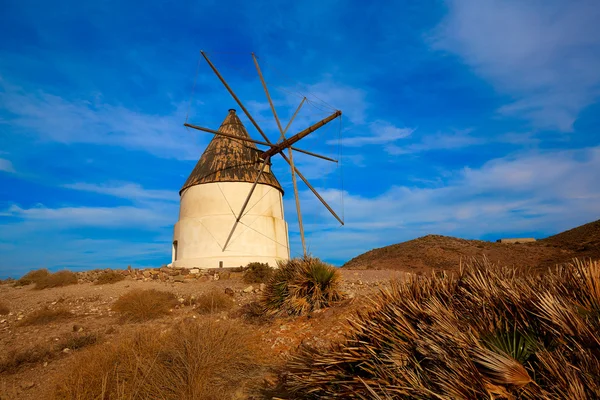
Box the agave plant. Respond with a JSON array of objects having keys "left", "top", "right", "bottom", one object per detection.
[
  {"left": 281, "top": 258, "right": 600, "bottom": 399},
  {"left": 261, "top": 256, "right": 344, "bottom": 316}
]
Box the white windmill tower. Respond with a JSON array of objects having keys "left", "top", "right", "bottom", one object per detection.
[{"left": 171, "top": 52, "right": 343, "bottom": 269}]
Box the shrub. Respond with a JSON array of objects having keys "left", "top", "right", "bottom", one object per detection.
[
  {"left": 243, "top": 261, "right": 274, "bottom": 283},
  {"left": 57, "top": 332, "right": 100, "bottom": 351},
  {"left": 262, "top": 256, "right": 344, "bottom": 316},
  {"left": 195, "top": 289, "right": 234, "bottom": 314},
  {"left": 0, "top": 301, "right": 9, "bottom": 315},
  {"left": 54, "top": 320, "right": 268, "bottom": 399},
  {"left": 233, "top": 301, "right": 273, "bottom": 325},
  {"left": 19, "top": 307, "right": 73, "bottom": 326},
  {"left": 112, "top": 289, "right": 177, "bottom": 322},
  {"left": 0, "top": 344, "right": 54, "bottom": 374},
  {"left": 95, "top": 270, "right": 125, "bottom": 285},
  {"left": 14, "top": 268, "right": 50, "bottom": 286},
  {"left": 282, "top": 258, "right": 600, "bottom": 399},
  {"left": 35, "top": 270, "right": 78, "bottom": 290}
]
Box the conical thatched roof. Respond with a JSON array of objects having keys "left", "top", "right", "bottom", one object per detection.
[{"left": 180, "top": 109, "right": 284, "bottom": 195}]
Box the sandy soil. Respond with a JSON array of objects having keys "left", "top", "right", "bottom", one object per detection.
[{"left": 0, "top": 269, "right": 406, "bottom": 400}]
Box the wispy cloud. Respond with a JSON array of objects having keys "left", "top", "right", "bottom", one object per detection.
[
  {"left": 340, "top": 120, "right": 414, "bottom": 147},
  {"left": 295, "top": 145, "right": 600, "bottom": 261},
  {"left": 386, "top": 128, "right": 480, "bottom": 154},
  {"left": 0, "top": 158, "right": 15, "bottom": 173},
  {"left": 432, "top": 0, "right": 600, "bottom": 131},
  {"left": 0, "top": 79, "right": 202, "bottom": 160},
  {"left": 62, "top": 182, "right": 177, "bottom": 203}
]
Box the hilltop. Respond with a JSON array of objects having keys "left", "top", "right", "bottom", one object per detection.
[{"left": 343, "top": 219, "right": 600, "bottom": 273}]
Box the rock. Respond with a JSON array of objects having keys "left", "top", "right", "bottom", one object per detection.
[
  {"left": 243, "top": 286, "right": 254, "bottom": 293},
  {"left": 357, "top": 280, "right": 363, "bottom": 285},
  {"left": 173, "top": 275, "right": 186, "bottom": 283},
  {"left": 224, "top": 287, "right": 234, "bottom": 297},
  {"left": 213, "top": 273, "right": 220, "bottom": 281},
  {"left": 190, "top": 268, "right": 200, "bottom": 274},
  {"left": 62, "top": 348, "right": 71, "bottom": 353},
  {"left": 0, "top": 319, "right": 6, "bottom": 324},
  {"left": 178, "top": 298, "right": 185, "bottom": 304},
  {"left": 259, "top": 283, "right": 266, "bottom": 292},
  {"left": 72, "top": 324, "right": 82, "bottom": 332},
  {"left": 20, "top": 381, "right": 35, "bottom": 390},
  {"left": 142, "top": 270, "right": 151, "bottom": 278}
]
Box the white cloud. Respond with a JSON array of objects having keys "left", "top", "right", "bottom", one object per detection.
[
  {"left": 433, "top": 0, "right": 600, "bottom": 131},
  {"left": 0, "top": 158, "right": 15, "bottom": 173},
  {"left": 0, "top": 79, "right": 203, "bottom": 160},
  {"left": 62, "top": 182, "right": 177, "bottom": 203},
  {"left": 386, "top": 128, "right": 480, "bottom": 154},
  {"left": 293, "top": 146, "right": 600, "bottom": 262},
  {"left": 339, "top": 120, "right": 414, "bottom": 147}
]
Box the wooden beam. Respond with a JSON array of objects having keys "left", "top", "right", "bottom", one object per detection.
[
  {"left": 184, "top": 123, "right": 272, "bottom": 147},
  {"left": 201, "top": 51, "right": 272, "bottom": 144},
  {"left": 287, "top": 146, "right": 306, "bottom": 256},
  {"left": 185, "top": 123, "right": 336, "bottom": 162},
  {"left": 262, "top": 110, "right": 342, "bottom": 159},
  {"left": 281, "top": 97, "right": 306, "bottom": 142},
  {"left": 252, "top": 53, "right": 284, "bottom": 134},
  {"left": 222, "top": 156, "right": 271, "bottom": 251},
  {"left": 279, "top": 151, "right": 344, "bottom": 226}
]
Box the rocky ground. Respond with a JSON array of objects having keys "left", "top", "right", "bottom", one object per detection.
[{"left": 0, "top": 268, "right": 406, "bottom": 399}]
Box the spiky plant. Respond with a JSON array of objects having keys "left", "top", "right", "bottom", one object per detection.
[
  {"left": 281, "top": 258, "right": 600, "bottom": 399},
  {"left": 262, "top": 256, "right": 344, "bottom": 316}
]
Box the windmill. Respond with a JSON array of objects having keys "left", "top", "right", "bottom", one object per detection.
[{"left": 171, "top": 51, "right": 343, "bottom": 269}]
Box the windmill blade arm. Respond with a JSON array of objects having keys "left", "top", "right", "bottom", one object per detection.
[
  {"left": 262, "top": 110, "right": 342, "bottom": 158},
  {"left": 201, "top": 51, "right": 272, "bottom": 144},
  {"left": 279, "top": 151, "right": 344, "bottom": 226},
  {"left": 184, "top": 123, "right": 273, "bottom": 148},
  {"left": 290, "top": 147, "right": 337, "bottom": 163}
]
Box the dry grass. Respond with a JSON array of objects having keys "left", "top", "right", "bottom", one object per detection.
[
  {"left": 0, "top": 344, "right": 54, "bottom": 374},
  {"left": 19, "top": 306, "right": 74, "bottom": 326},
  {"left": 112, "top": 289, "right": 177, "bottom": 322},
  {"left": 282, "top": 258, "right": 600, "bottom": 399},
  {"left": 54, "top": 319, "right": 269, "bottom": 400},
  {"left": 57, "top": 332, "right": 100, "bottom": 351},
  {"left": 95, "top": 270, "right": 126, "bottom": 285},
  {"left": 35, "top": 270, "right": 78, "bottom": 290},
  {"left": 14, "top": 268, "right": 50, "bottom": 286},
  {"left": 243, "top": 261, "right": 274, "bottom": 283},
  {"left": 0, "top": 301, "right": 9, "bottom": 315},
  {"left": 262, "top": 256, "right": 344, "bottom": 316},
  {"left": 195, "top": 289, "right": 234, "bottom": 314}
]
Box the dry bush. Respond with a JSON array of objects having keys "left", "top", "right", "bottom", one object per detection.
[
  {"left": 243, "top": 261, "right": 274, "bottom": 283},
  {"left": 14, "top": 268, "right": 50, "bottom": 286},
  {"left": 54, "top": 319, "right": 269, "bottom": 400},
  {"left": 232, "top": 301, "right": 273, "bottom": 325},
  {"left": 19, "top": 306, "right": 73, "bottom": 326},
  {"left": 112, "top": 289, "right": 177, "bottom": 322},
  {"left": 95, "top": 270, "right": 126, "bottom": 285},
  {"left": 35, "top": 270, "right": 78, "bottom": 289},
  {"left": 57, "top": 332, "right": 100, "bottom": 351},
  {"left": 262, "top": 256, "right": 344, "bottom": 316},
  {"left": 0, "top": 301, "right": 9, "bottom": 315},
  {"left": 282, "top": 258, "right": 600, "bottom": 399},
  {"left": 0, "top": 344, "right": 54, "bottom": 374},
  {"left": 195, "top": 289, "right": 234, "bottom": 314}
]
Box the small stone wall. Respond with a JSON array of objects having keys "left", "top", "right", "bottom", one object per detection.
[
  {"left": 76, "top": 266, "right": 244, "bottom": 284},
  {"left": 496, "top": 238, "right": 536, "bottom": 244}
]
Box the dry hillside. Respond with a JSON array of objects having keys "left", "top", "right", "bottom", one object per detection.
[{"left": 343, "top": 219, "right": 600, "bottom": 273}]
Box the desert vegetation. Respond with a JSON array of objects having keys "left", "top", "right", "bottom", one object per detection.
[
  {"left": 112, "top": 288, "right": 177, "bottom": 322},
  {"left": 0, "top": 301, "right": 9, "bottom": 315},
  {"left": 262, "top": 256, "right": 344, "bottom": 316},
  {"left": 282, "top": 258, "right": 600, "bottom": 399},
  {"left": 18, "top": 306, "right": 73, "bottom": 326},
  {"left": 95, "top": 270, "right": 126, "bottom": 285},
  {"left": 14, "top": 268, "right": 50, "bottom": 286},
  {"left": 34, "top": 270, "right": 78, "bottom": 290},
  {"left": 243, "top": 261, "right": 274, "bottom": 283},
  {"left": 54, "top": 319, "right": 268, "bottom": 400},
  {"left": 195, "top": 289, "right": 234, "bottom": 314}
]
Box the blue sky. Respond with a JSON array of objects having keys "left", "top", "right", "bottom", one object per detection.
[{"left": 1, "top": 0, "right": 599, "bottom": 278}]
